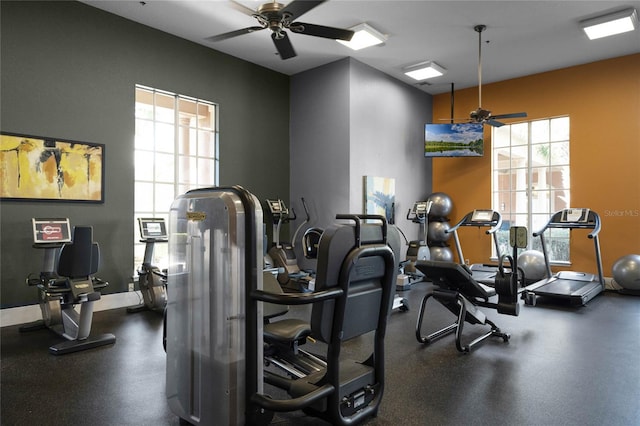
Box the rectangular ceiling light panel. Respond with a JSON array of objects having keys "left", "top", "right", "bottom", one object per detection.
[{"left": 581, "top": 8, "right": 637, "bottom": 40}]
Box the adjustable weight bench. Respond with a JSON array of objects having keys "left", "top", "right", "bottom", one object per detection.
[{"left": 415, "top": 260, "right": 519, "bottom": 353}]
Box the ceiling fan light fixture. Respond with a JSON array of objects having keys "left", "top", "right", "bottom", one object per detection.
[
  {"left": 581, "top": 8, "right": 637, "bottom": 40},
  {"left": 337, "top": 23, "right": 386, "bottom": 50},
  {"left": 404, "top": 61, "right": 446, "bottom": 81}
]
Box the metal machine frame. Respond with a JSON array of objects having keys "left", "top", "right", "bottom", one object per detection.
[{"left": 447, "top": 209, "right": 503, "bottom": 285}]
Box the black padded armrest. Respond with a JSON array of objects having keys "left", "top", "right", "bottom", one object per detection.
[{"left": 251, "top": 287, "right": 343, "bottom": 305}]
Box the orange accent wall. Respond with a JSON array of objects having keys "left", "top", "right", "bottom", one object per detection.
[{"left": 432, "top": 53, "right": 640, "bottom": 276}]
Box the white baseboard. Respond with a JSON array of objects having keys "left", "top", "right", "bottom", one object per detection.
[{"left": 0, "top": 291, "right": 143, "bottom": 328}]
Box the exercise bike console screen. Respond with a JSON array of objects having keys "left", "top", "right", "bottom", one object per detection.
[
  {"left": 139, "top": 218, "right": 168, "bottom": 241},
  {"left": 413, "top": 201, "right": 432, "bottom": 216},
  {"left": 32, "top": 218, "right": 72, "bottom": 244},
  {"left": 268, "top": 200, "right": 285, "bottom": 214}
]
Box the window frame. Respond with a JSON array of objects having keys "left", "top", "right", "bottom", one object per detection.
[
  {"left": 133, "top": 85, "right": 219, "bottom": 269},
  {"left": 491, "top": 116, "right": 571, "bottom": 264}
]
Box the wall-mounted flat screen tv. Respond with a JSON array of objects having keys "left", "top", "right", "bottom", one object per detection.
[{"left": 424, "top": 123, "right": 484, "bottom": 157}]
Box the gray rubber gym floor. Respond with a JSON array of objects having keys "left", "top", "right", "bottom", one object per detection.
[{"left": 2, "top": 282, "right": 639, "bottom": 425}]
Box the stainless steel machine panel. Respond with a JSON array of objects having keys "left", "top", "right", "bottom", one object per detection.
[{"left": 166, "top": 187, "right": 263, "bottom": 425}]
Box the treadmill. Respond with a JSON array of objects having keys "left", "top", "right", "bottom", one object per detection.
[
  {"left": 523, "top": 208, "right": 604, "bottom": 306},
  {"left": 448, "top": 209, "right": 503, "bottom": 285}
]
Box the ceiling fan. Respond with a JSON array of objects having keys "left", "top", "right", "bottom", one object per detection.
[
  {"left": 205, "top": 0, "right": 354, "bottom": 60},
  {"left": 468, "top": 24, "right": 527, "bottom": 127}
]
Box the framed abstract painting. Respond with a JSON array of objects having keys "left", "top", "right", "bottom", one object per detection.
[{"left": 1, "top": 132, "right": 105, "bottom": 203}]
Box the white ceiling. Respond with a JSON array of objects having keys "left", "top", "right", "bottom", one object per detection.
[{"left": 82, "top": 0, "right": 640, "bottom": 95}]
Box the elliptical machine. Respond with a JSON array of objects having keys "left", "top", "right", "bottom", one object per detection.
[
  {"left": 265, "top": 198, "right": 312, "bottom": 291},
  {"left": 127, "top": 218, "right": 168, "bottom": 313},
  {"left": 400, "top": 200, "right": 432, "bottom": 286}
]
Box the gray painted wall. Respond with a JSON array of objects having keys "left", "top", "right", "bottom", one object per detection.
[
  {"left": 289, "top": 58, "right": 351, "bottom": 255},
  {"left": 1, "top": 1, "right": 290, "bottom": 307},
  {"left": 348, "top": 59, "right": 433, "bottom": 227},
  {"left": 290, "top": 58, "right": 433, "bottom": 270}
]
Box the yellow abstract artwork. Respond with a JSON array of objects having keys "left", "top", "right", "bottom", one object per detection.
[{"left": 1, "top": 133, "right": 104, "bottom": 202}]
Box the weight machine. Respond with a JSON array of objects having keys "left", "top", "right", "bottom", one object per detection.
[{"left": 165, "top": 186, "right": 400, "bottom": 425}]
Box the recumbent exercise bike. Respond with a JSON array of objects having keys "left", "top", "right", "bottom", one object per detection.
[
  {"left": 21, "top": 219, "right": 116, "bottom": 355},
  {"left": 127, "top": 217, "right": 168, "bottom": 313}
]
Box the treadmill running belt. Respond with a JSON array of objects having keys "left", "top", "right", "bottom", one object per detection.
[
  {"left": 472, "top": 271, "right": 497, "bottom": 285},
  {"left": 536, "top": 278, "right": 593, "bottom": 295},
  {"left": 469, "top": 264, "right": 498, "bottom": 285}
]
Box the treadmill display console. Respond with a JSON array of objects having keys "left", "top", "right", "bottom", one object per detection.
[
  {"left": 561, "top": 208, "right": 590, "bottom": 223},
  {"left": 471, "top": 210, "right": 494, "bottom": 222}
]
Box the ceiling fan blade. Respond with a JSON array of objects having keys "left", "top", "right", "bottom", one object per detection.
[
  {"left": 281, "top": 0, "right": 325, "bottom": 20},
  {"left": 491, "top": 112, "right": 528, "bottom": 120},
  {"left": 206, "top": 26, "right": 265, "bottom": 42},
  {"left": 486, "top": 119, "right": 505, "bottom": 127},
  {"left": 228, "top": 0, "right": 257, "bottom": 16},
  {"left": 289, "top": 22, "right": 354, "bottom": 41},
  {"left": 272, "top": 31, "right": 296, "bottom": 59}
]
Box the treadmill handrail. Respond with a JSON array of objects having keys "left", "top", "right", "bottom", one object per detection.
[
  {"left": 446, "top": 210, "right": 502, "bottom": 234},
  {"left": 447, "top": 210, "right": 503, "bottom": 265},
  {"left": 533, "top": 209, "right": 601, "bottom": 237}
]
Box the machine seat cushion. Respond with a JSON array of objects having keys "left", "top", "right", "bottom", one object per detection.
[{"left": 263, "top": 318, "right": 311, "bottom": 343}]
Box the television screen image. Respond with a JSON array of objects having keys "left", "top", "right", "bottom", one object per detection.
[{"left": 424, "top": 123, "right": 484, "bottom": 157}]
